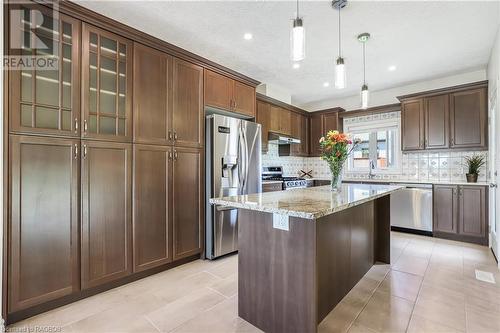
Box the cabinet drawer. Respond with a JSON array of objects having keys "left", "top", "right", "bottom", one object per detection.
[{"left": 262, "top": 182, "right": 283, "bottom": 192}]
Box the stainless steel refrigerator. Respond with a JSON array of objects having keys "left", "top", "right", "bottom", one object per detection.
[{"left": 205, "top": 114, "right": 262, "bottom": 259}]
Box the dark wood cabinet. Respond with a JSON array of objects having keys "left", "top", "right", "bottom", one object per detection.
[
  {"left": 459, "top": 186, "right": 487, "bottom": 239},
  {"left": 269, "top": 106, "right": 291, "bottom": 135},
  {"left": 401, "top": 100, "right": 424, "bottom": 151},
  {"left": 425, "top": 94, "right": 449, "bottom": 149},
  {"left": 172, "top": 147, "right": 203, "bottom": 260},
  {"left": 172, "top": 58, "right": 204, "bottom": 148},
  {"left": 233, "top": 81, "right": 256, "bottom": 117},
  {"left": 81, "top": 141, "right": 132, "bottom": 289},
  {"left": 290, "top": 112, "right": 308, "bottom": 156},
  {"left": 133, "top": 43, "right": 172, "bottom": 145},
  {"left": 256, "top": 100, "right": 271, "bottom": 153},
  {"left": 9, "top": 7, "right": 81, "bottom": 137},
  {"left": 133, "top": 144, "right": 172, "bottom": 272},
  {"left": 399, "top": 82, "right": 487, "bottom": 151},
  {"left": 309, "top": 110, "right": 342, "bottom": 157},
  {"left": 81, "top": 23, "right": 133, "bottom": 142},
  {"left": 433, "top": 184, "right": 487, "bottom": 245},
  {"left": 204, "top": 69, "right": 256, "bottom": 117},
  {"left": 204, "top": 69, "right": 232, "bottom": 111},
  {"left": 450, "top": 88, "right": 487, "bottom": 149},
  {"left": 309, "top": 114, "right": 323, "bottom": 157},
  {"left": 9, "top": 135, "right": 79, "bottom": 312},
  {"left": 433, "top": 185, "right": 458, "bottom": 234}
]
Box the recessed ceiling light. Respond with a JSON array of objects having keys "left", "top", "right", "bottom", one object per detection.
[
  {"left": 323, "top": 82, "right": 330, "bottom": 87},
  {"left": 292, "top": 63, "right": 300, "bottom": 69},
  {"left": 243, "top": 33, "right": 253, "bottom": 40},
  {"left": 388, "top": 65, "right": 397, "bottom": 71}
]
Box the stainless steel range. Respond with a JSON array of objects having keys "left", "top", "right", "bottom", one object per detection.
[{"left": 262, "top": 166, "right": 312, "bottom": 190}]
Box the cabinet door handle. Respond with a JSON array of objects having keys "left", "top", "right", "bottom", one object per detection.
[
  {"left": 74, "top": 144, "right": 78, "bottom": 159},
  {"left": 453, "top": 188, "right": 457, "bottom": 195},
  {"left": 74, "top": 118, "right": 79, "bottom": 133},
  {"left": 168, "top": 131, "right": 173, "bottom": 141},
  {"left": 174, "top": 132, "right": 178, "bottom": 141},
  {"left": 458, "top": 186, "right": 463, "bottom": 196},
  {"left": 168, "top": 151, "right": 173, "bottom": 160},
  {"left": 83, "top": 119, "right": 88, "bottom": 133},
  {"left": 174, "top": 150, "right": 178, "bottom": 161},
  {"left": 83, "top": 144, "right": 87, "bottom": 159},
  {"left": 450, "top": 138, "right": 454, "bottom": 146}
]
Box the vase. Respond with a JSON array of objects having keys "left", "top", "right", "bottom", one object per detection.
[
  {"left": 466, "top": 173, "right": 478, "bottom": 183},
  {"left": 329, "top": 163, "right": 344, "bottom": 192}
]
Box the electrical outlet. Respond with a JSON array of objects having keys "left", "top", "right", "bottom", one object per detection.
[{"left": 273, "top": 213, "right": 289, "bottom": 231}]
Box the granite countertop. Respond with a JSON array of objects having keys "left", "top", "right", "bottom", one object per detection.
[
  {"left": 341, "top": 178, "right": 490, "bottom": 187},
  {"left": 210, "top": 184, "right": 404, "bottom": 220}
]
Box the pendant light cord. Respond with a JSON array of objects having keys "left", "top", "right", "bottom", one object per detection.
[
  {"left": 338, "top": 7, "right": 341, "bottom": 57},
  {"left": 363, "top": 42, "right": 366, "bottom": 85},
  {"left": 296, "top": 0, "right": 299, "bottom": 18}
]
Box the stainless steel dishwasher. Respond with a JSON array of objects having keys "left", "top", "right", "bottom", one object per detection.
[{"left": 390, "top": 183, "right": 433, "bottom": 233}]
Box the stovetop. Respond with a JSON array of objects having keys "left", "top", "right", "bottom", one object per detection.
[{"left": 265, "top": 176, "right": 305, "bottom": 182}]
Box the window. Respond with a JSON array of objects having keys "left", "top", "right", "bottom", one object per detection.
[{"left": 345, "top": 116, "right": 401, "bottom": 173}]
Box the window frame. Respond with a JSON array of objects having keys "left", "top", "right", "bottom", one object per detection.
[{"left": 344, "top": 116, "right": 402, "bottom": 174}]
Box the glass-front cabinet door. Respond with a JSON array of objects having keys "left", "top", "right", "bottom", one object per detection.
[
  {"left": 82, "top": 23, "right": 133, "bottom": 142},
  {"left": 9, "top": 5, "right": 81, "bottom": 137}
]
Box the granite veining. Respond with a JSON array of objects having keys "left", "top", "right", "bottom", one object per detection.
[{"left": 209, "top": 184, "right": 404, "bottom": 219}]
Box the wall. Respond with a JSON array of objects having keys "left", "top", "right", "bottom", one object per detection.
[
  {"left": 302, "top": 69, "right": 487, "bottom": 111},
  {"left": 256, "top": 83, "right": 292, "bottom": 104},
  {"left": 486, "top": 15, "right": 500, "bottom": 262},
  {"left": 263, "top": 111, "right": 488, "bottom": 183}
]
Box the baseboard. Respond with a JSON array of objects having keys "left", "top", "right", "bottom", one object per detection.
[{"left": 391, "top": 226, "right": 433, "bottom": 237}]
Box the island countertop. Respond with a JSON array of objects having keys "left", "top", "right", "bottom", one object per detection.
[{"left": 209, "top": 183, "right": 404, "bottom": 219}]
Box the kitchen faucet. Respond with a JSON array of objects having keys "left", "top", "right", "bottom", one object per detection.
[{"left": 368, "top": 159, "right": 375, "bottom": 179}]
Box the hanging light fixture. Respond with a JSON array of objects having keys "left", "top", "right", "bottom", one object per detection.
[
  {"left": 291, "top": 0, "right": 305, "bottom": 61},
  {"left": 332, "top": 0, "right": 347, "bottom": 89},
  {"left": 358, "top": 33, "right": 370, "bottom": 109}
]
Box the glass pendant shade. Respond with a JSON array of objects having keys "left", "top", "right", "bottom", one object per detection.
[
  {"left": 361, "top": 84, "right": 369, "bottom": 109},
  {"left": 291, "top": 18, "right": 305, "bottom": 61},
  {"left": 335, "top": 57, "right": 346, "bottom": 89}
]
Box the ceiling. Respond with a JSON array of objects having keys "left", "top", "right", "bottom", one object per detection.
[{"left": 76, "top": 1, "right": 499, "bottom": 110}]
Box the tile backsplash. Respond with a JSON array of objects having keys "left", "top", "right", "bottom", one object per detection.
[
  {"left": 262, "top": 143, "right": 488, "bottom": 182},
  {"left": 262, "top": 109, "right": 488, "bottom": 183}
]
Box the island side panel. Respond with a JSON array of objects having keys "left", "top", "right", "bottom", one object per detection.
[
  {"left": 316, "top": 200, "right": 375, "bottom": 322},
  {"left": 374, "top": 195, "right": 391, "bottom": 264},
  {"left": 238, "top": 209, "right": 317, "bottom": 333}
]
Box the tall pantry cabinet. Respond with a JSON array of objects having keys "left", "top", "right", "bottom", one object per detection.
[{"left": 6, "top": 2, "right": 205, "bottom": 320}]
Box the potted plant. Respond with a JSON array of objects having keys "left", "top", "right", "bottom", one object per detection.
[
  {"left": 319, "top": 131, "right": 360, "bottom": 191},
  {"left": 463, "top": 154, "right": 486, "bottom": 183}
]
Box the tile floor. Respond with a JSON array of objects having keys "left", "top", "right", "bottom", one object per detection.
[{"left": 8, "top": 232, "right": 500, "bottom": 333}]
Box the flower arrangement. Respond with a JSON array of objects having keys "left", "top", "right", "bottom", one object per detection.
[{"left": 319, "top": 130, "right": 361, "bottom": 191}]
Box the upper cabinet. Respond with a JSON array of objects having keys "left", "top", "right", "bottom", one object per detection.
[
  {"left": 81, "top": 23, "right": 133, "bottom": 142},
  {"left": 133, "top": 43, "right": 172, "bottom": 145},
  {"left": 204, "top": 69, "right": 256, "bottom": 117},
  {"left": 450, "top": 88, "right": 487, "bottom": 148},
  {"left": 172, "top": 58, "right": 204, "bottom": 148},
  {"left": 256, "top": 100, "right": 271, "bottom": 153},
  {"left": 401, "top": 99, "right": 425, "bottom": 150},
  {"left": 290, "top": 112, "right": 309, "bottom": 156},
  {"left": 269, "top": 105, "right": 291, "bottom": 135},
  {"left": 399, "top": 82, "right": 487, "bottom": 151},
  {"left": 309, "top": 109, "right": 343, "bottom": 157},
  {"left": 9, "top": 6, "right": 81, "bottom": 137}
]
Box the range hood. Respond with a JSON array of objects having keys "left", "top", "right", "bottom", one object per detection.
[{"left": 268, "top": 132, "right": 301, "bottom": 145}]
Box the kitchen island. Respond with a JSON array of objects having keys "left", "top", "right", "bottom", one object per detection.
[{"left": 210, "top": 183, "right": 404, "bottom": 333}]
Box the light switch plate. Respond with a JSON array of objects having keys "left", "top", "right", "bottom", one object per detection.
[{"left": 273, "top": 213, "right": 289, "bottom": 231}]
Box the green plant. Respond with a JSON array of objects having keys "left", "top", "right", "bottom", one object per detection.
[{"left": 464, "top": 154, "right": 486, "bottom": 175}]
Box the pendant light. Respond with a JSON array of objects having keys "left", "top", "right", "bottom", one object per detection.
[
  {"left": 358, "top": 33, "right": 370, "bottom": 109},
  {"left": 291, "top": 0, "right": 305, "bottom": 61},
  {"left": 332, "top": 0, "right": 347, "bottom": 89}
]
